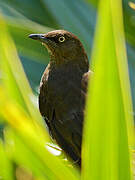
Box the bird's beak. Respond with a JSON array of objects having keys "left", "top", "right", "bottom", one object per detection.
[{"left": 28, "top": 34, "right": 48, "bottom": 43}]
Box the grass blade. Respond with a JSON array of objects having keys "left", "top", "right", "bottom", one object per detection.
[
  {"left": 0, "top": 15, "right": 43, "bottom": 123},
  {"left": 0, "top": 140, "right": 14, "bottom": 180}
]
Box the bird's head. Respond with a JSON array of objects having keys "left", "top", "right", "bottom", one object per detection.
[{"left": 29, "top": 30, "right": 88, "bottom": 67}]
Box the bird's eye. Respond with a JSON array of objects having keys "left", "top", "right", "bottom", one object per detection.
[{"left": 58, "top": 36, "right": 65, "bottom": 43}]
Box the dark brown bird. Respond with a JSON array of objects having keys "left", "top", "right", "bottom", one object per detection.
[{"left": 29, "top": 30, "right": 91, "bottom": 167}]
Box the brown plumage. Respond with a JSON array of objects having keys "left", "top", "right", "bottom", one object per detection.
[{"left": 29, "top": 30, "right": 91, "bottom": 167}]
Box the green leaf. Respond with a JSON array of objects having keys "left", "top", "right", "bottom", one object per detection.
[
  {"left": 0, "top": 16, "right": 43, "bottom": 124},
  {"left": 82, "top": 0, "right": 134, "bottom": 179},
  {"left": 5, "top": 128, "right": 79, "bottom": 180},
  {"left": 2, "top": 15, "right": 52, "bottom": 63},
  {"left": 0, "top": 140, "right": 14, "bottom": 180},
  {"left": 0, "top": 0, "right": 58, "bottom": 28}
]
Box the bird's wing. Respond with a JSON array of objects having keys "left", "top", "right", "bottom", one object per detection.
[
  {"left": 39, "top": 64, "right": 52, "bottom": 122},
  {"left": 39, "top": 69, "right": 92, "bottom": 164},
  {"left": 52, "top": 70, "right": 92, "bottom": 159},
  {"left": 81, "top": 70, "right": 92, "bottom": 93}
]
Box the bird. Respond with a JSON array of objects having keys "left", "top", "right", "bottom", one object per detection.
[{"left": 29, "top": 30, "right": 91, "bottom": 168}]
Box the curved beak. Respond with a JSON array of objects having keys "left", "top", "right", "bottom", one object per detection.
[{"left": 28, "top": 34, "right": 48, "bottom": 43}]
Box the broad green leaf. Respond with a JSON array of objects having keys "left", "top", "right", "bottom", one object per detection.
[{"left": 82, "top": 0, "right": 134, "bottom": 180}]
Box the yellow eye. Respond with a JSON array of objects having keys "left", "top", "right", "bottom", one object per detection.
[{"left": 58, "top": 36, "right": 65, "bottom": 42}]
